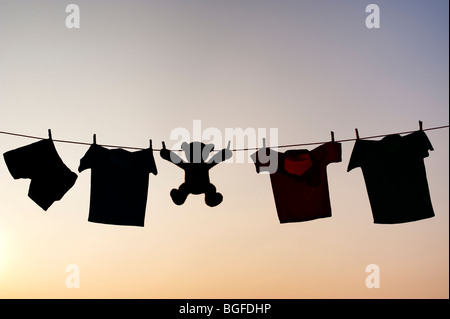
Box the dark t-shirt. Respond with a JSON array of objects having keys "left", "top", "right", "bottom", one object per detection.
[
  {"left": 78, "top": 144, "right": 158, "bottom": 226},
  {"left": 347, "top": 130, "right": 434, "bottom": 224},
  {"left": 252, "top": 142, "right": 342, "bottom": 223},
  {"left": 3, "top": 138, "right": 78, "bottom": 211}
]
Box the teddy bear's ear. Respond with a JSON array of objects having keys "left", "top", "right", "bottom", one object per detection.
[
  {"left": 204, "top": 143, "right": 215, "bottom": 153},
  {"left": 201, "top": 143, "right": 215, "bottom": 162},
  {"left": 181, "top": 141, "right": 189, "bottom": 151}
]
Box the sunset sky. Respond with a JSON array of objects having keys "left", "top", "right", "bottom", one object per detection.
[{"left": 0, "top": 0, "right": 448, "bottom": 298}]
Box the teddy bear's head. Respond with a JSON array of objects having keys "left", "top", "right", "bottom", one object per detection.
[{"left": 181, "top": 141, "right": 214, "bottom": 163}]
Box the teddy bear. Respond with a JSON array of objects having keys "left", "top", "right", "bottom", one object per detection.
[{"left": 160, "top": 141, "right": 232, "bottom": 207}]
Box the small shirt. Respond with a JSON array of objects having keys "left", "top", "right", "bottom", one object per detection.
[
  {"left": 252, "top": 142, "right": 342, "bottom": 223},
  {"left": 3, "top": 138, "right": 78, "bottom": 211},
  {"left": 78, "top": 144, "right": 158, "bottom": 226},
  {"left": 347, "top": 130, "right": 435, "bottom": 224}
]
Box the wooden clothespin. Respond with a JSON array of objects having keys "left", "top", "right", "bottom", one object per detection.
[
  {"left": 331, "top": 131, "right": 335, "bottom": 142},
  {"left": 419, "top": 120, "right": 423, "bottom": 131},
  {"left": 355, "top": 128, "right": 360, "bottom": 140},
  {"left": 48, "top": 129, "right": 52, "bottom": 140}
]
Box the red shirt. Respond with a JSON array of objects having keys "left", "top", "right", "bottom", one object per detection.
[{"left": 252, "top": 142, "right": 342, "bottom": 223}]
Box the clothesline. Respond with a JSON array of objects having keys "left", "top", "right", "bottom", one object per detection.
[
  {"left": 0, "top": 124, "right": 448, "bottom": 152},
  {"left": 0, "top": 124, "right": 445, "bottom": 224}
]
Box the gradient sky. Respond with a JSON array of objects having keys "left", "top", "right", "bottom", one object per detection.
[{"left": 0, "top": 0, "right": 448, "bottom": 298}]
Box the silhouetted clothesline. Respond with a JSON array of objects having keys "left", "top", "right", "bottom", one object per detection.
[
  {"left": 0, "top": 124, "right": 448, "bottom": 152},
  {"left": 0, "top": 124, "right": 444, "bottom": 224}
]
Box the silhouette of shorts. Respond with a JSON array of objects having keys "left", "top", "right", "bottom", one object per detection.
[{"left": 3, "top": 138, "right": 78, "bottom": 211}]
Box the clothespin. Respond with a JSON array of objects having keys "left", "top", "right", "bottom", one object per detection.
[
  {"left": 331, "top": 131, "right": 335, "bottom": 142},
  {"left": 149, "top": 139, "right": 152, "bottom": 149},
  {"left": 419, "top": 121, "right": 423, "bottom": 131},
  {"left": 227, "top": 141, "right": 231, "bottom": 149},
  {"left": 355, "top": 128, "right": 360, "bottom": 140},
  {"left": 93, "top": 134, "right": 97, "bottom": 145},
  {"left": 263, "top": 138, "right": 270, "bottom": 155},
  {"left": 162, "top": 141, "right": 166, "bottom": 149},
  {"left": 48, "top": 129, "right": 52, "bottom": 140}
]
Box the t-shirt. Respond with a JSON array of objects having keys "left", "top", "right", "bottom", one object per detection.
[
  {"left": 251, "top": 142, "right": 342, "bottom": 223},
  {"left": 78, "top": 144, "right": 158, "bottom": 226},
  {"left": 3, "top": 138, "right": 78, "bottom": 211},
  {"left": 347, "top": 130, "right": 434, "bottom": 224}
]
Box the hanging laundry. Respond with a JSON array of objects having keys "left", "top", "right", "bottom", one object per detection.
[
  {"left": 78, "top": 143, "right": 157, "bottom": 226},
  {"left": 251, "top": 142, "right": 342, "bottom": 223},
  {"left": 3, "top": 138, "right": 78, "bottom": 211},
  {"left": 347, "top": 130, "right": 435, "bottom": 224}
]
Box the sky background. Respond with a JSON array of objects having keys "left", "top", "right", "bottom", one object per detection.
[{"left": 0, "top": 0, "right": 448, "bottom": 298}]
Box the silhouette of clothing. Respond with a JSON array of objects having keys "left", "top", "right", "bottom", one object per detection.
[
  {"left": 252, "top": 142, "right": 342, "bottom": 223},
  {"left": 79, "top": 144, "right": 157, "bottom": 226},
  {"left": 3, "top": 138, "right": 77, "bottom": 211},
  {"left": 347, "top": 130, "right": 434, "bottom": 224}
]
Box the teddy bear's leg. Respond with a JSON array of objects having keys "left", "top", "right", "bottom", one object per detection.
[
  {"left": 170, "top": 183, "right": 189, "bottom": 205},
  {"left": 204, "top": 184, "right": 223, "bottom": 207}
]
